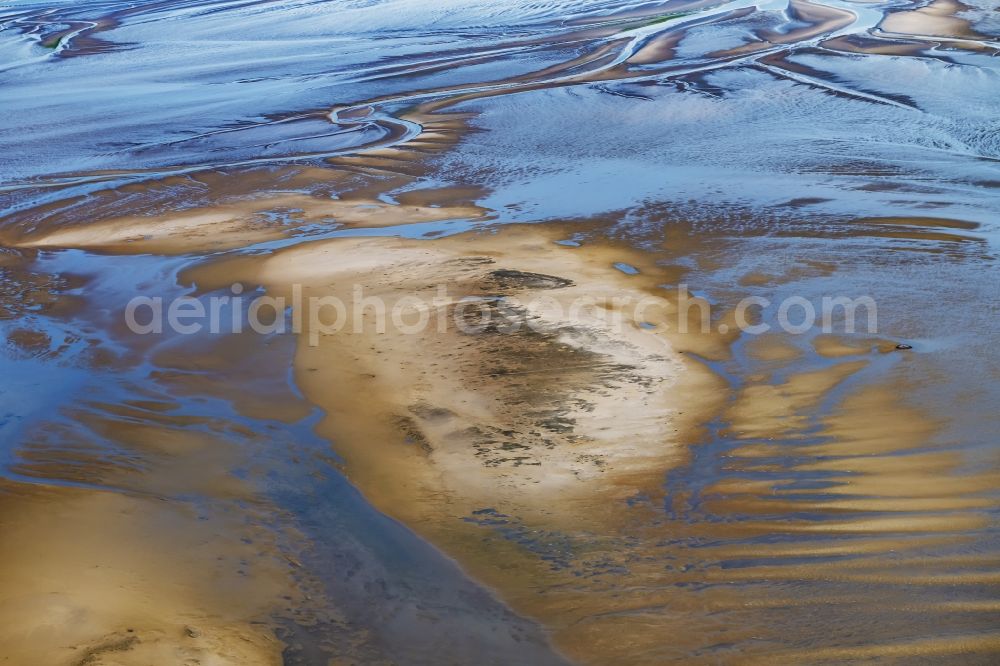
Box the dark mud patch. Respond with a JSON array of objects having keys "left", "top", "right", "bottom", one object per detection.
[{"left": 487, "top": 269, "right": 574, "bottom": 291}]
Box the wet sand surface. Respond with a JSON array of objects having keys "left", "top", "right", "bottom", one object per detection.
[{"left": 2, "top": 0, "right": 999, "bottom": 664}]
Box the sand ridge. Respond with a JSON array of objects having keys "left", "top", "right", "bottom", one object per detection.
[{"left": 184, "top": 223, "right": 724, "bottom": 531}]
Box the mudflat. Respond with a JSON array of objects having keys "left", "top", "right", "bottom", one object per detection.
[{"left": 1, "top": 0, "right": 998, "bottom": 664}]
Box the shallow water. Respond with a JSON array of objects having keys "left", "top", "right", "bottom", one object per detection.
[{"left": 1, "top": 0, "right": 998, "bottom": 663}]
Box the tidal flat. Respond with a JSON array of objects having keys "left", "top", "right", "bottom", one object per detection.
[{"left": 1, "top": 1, "right": 998, "bottom": 664}]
